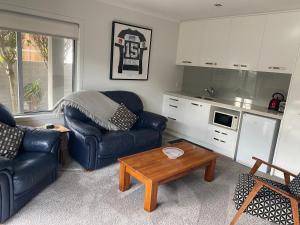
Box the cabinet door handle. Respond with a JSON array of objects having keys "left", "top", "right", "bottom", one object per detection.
[
  {"left": 268, "top": 66, "right": 286, "bottom": 70},
  {"left": 213, "top": 137, "right": 219, "bottom": 141},
  {"left": 169, "top": 104, "right": 178, "bottom": 108},
  {"left": 167, "top": 117, "right": 176, "bottom": 121},
  {"left": 233, "top": 64, "right": 240, "bottom": 67},
  {"left": 220, "top": 140, "right": 226, "bottom": 143},
  {"left": 214, "top": 130, "right": 220, "bottom": 133},
  {"left": 191, "top": 103, "right": 199, "bottom": 106},
  {"left": 240, "top": 64, "right": 247, "bottom": 68},
  {"left": 205, "top": 62, "right": 217, "bottom": 66},
  {"left": 182, "top": 60, "right": 192, "bottom": 64},
  {"left": 169, "top": 98, "right": 178, "bottom": 101},
  {"left": 221, "top": 132, "right": 228, "bottom": 135}
]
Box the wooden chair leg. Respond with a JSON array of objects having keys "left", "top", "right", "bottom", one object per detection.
[
  {"left": 291, "top": 199, "right": 300, "bottom": 225},
  {"left": 230, "top": 183, "right": 263, "bottom": 225}
]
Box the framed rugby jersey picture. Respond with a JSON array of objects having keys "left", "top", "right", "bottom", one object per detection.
[{"left": 110, "top": 21, "right": 152, "bottom": 80}]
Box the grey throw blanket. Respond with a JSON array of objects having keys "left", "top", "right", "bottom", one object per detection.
[{"left": 54, "top": 91, "right": 120, "bottom": 131}]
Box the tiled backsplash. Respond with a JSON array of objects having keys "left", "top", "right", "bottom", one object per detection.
[{"left": 182, "top": 67, "right": 291, "bottom": 107}]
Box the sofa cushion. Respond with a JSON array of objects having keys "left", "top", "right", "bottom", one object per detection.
[
  {"left": 103, "top": 91, "right": 143, "bottom": 114},
  {"left": 0, "top": 122, "right": 24, "bottom": 159},
  {"left": 99, "top": 131, "right": 134, "bottom": 157},
  {"left": 288, "top": 173, "right": 300, "bottom": 198},
  {"left": 129, "top": 129, "right": 160, "bottom": 151},
  {"left": 109, "top": 103, "right": 138, "bottom": 131},
  {"left": 12, "top": 152, "right": 56, "bottom": 195}
]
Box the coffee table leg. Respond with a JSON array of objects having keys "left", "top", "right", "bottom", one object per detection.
[
  {"left": 144, "top": 180, "right": 158, "bottom": 212},
  {"left": 119, "top": 163, "right": 131, "bottom": 192},
  {"left": 205, "top": 159, "right": 216, "bottom": 182}
]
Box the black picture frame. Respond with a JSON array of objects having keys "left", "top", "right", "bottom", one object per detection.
[{"left": 110, "top": 21, "right": 152, "bottom": 80}]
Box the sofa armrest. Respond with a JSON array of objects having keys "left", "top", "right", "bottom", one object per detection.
[
  {"left": 0, "top": 161, "right": 13, "bottom": 175},
  {"left": 137, "top": 111, "right": 167, "bottom": 131},
  {"left": 19, "top": 126, "right": 61, "bottom": 155},
  {"left": 66, "top": 118, "right": 102, "bottom": 142},
  {"left": 0, "top": 170, "right": 13, "bottom": 223}
]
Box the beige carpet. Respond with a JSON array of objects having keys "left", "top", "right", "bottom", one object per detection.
[{"left": 6, "top": 154, "right": 276, "bottom": 225}]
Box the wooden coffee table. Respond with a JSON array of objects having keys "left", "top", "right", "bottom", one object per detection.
[{"left": 118, "top": 141, "right": 218, "bottom": 212}]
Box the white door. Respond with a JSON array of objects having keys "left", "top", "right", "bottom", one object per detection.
[
  {"left": 176, "top": 20, "right": 203, "bottom": 66},
  {"left": 259, "top": 12, "right": 300, "bottom": 74},
  {"left": 199, "top": 18, "right": 231, "bottom": 68},
  {"left": 184, "top": 100, "right": 210, "bottom": 142},
  {"left": 227, "top": 15, "right": 266, "bottom": 71},
  {"left": 273, "top": 49, "right": 300, "bottom": 175}
]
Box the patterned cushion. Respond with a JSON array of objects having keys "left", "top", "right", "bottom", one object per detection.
[
  {"left": 288, "top": 173, "right": 300, "bottom": 198},
  {"left": 0, "top": 122, "right": 24, "bottom": 159},
  {"left": 109, "top": 103, "right": 138, "bottom": 131},
  {"left": 233, "top": 173, "right": 298, "bottom": 225}
]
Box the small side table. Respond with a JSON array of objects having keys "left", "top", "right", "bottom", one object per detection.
[{"left": 50, "top": 125, "right": 70, "bottom": 166}]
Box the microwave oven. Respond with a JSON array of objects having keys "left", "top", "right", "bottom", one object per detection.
[{"left": 213, "top": 111, "right": 239, "bottom": 130}]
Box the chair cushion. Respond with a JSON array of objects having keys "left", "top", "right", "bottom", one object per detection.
[
  {"left": 109, "top": 103, "right": 138, "bottom": 131},
  {"left": 12, "top": 152, "right": 56, "bottom": 195},
  {"left": 233, "top": 173, "right": 296, "bottom": 225},
  {"left": 288, "top": 173, "right": 300, "bottom": 198},
  {"left": 0, "top": 122, "right": 24, "bottom": 159},
  {"left": 128, "top": 129, "right": 160, "bottom": 151},
  {"left": 99, "top": 131, "right": 134, "bottom": 157}
]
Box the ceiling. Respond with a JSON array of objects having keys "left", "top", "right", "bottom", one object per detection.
[{"left": 98, "top": 0, "right": 300, "bottom": 21}]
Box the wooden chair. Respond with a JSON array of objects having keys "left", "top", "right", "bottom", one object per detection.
[{"left": 230, "top": 157, "right": 300, "bottom": 225}]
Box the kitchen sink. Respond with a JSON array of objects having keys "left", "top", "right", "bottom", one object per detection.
[{"left": 196, "top": 96, "right": 215, "bottom": 101}]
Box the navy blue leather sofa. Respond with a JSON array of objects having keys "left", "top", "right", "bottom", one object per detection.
[
  {"left": 0, "top": 104, "right": 60, "bottom": 223},
  {"left": 64, "top": 91, "right": 167, "bottom": 170}
]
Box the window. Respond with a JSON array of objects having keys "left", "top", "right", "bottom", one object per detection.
[{"left": 0, "top": 29, "right": 76, "bottom": 114}]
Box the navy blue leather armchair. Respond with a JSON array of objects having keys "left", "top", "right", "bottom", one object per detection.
[
  {"left": 64, "top": 91, "right": 167, "bottom": 170},
  {"left": 0, "top": 104, "right": 60, "bottom": 223}
]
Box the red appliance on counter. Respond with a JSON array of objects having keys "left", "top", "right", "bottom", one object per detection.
[{"left": 268, "top": 93, "right": 285, "bottom": 111}]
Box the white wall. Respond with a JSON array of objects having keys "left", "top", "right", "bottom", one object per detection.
[{"left": 0, "top": 0, "right": 183, "bottom": 125}]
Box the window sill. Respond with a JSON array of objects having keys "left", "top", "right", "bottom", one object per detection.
[{"left": 15, "top": 112, "right": 63, "bottom": 121}]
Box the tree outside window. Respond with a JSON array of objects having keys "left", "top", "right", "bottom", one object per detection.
[{"left": 0, "top": 29, "right": 74, "bottom": 114}]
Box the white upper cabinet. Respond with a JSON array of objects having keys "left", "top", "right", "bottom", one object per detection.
[
  {"left": 226, "top": 15, "right": 266, "bottom": 71},
  {"left": 176, "top": 20, "right": 203, "bottom": 66},
  {"left": 199, "top": 18, "right": 231, "bottom": 68},
  {"left": 259, "top": 12, "right": 300, "bottom": 74}
]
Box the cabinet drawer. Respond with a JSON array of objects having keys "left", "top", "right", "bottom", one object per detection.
[
  {"left": 164, "top": 95, "right": 184, "bottom": 107},
  {"left": 207, "top": 125, "right": 238, "bottom": 157}
]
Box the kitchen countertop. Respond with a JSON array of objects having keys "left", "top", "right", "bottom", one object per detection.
[{"left": 165, "top": 91, "right": 283, "bottom": 120}]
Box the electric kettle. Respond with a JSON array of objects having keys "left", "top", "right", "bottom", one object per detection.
[{"left": 268, "top": 93, "right": 284, "bottom": 111}]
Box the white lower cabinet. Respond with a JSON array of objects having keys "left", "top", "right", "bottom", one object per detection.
[
  {"left": 184, "top": 100, "right": 210, "bottom": 143},
  {"left": 162, "top": 95, "right": 186, "bottom": 132},
  {"left": 206, "top": 124, "right": 238, "bottom": 158},
  {"left": 162, "top": 94, "right": 237, "bottom": 158}
]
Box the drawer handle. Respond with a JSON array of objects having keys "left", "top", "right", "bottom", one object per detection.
[
  {"left": 169, "top": 98, "right": 179, "bottom": 101},
  {"left": 214, "top": 130, "right": 220, "bottom": 133},
  {"left": 233, "top": 64, "right": 239, "bottom": 67},
  {"left": 169, "top": 104, "right": 178, "bottom": 108},
  {"left": 221, "top": 132, "right": 228, "bottom": 135},
  {"left": 240, "top": 65, "right": 247, "bottom": 68},
  {"left": 213, "top": 137, "right": 219, "bottom": 141},
  {"left": 182, "top": 60, "right": 192, "bottom": 64},
  {"left": 191, "top": 103, "right": 199, "bottom": 106},
  {"left": 205, "top": 62, "right": 217, "bottom": 66},
  {"left": 268, "top": 66, "right": 286, "bottom": 70},
  {"left": 220, "top": 140, "right": 226, "bottom": 143},
  {"left": 167, "top": 117, "right": 176, "bottom": 121}
]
